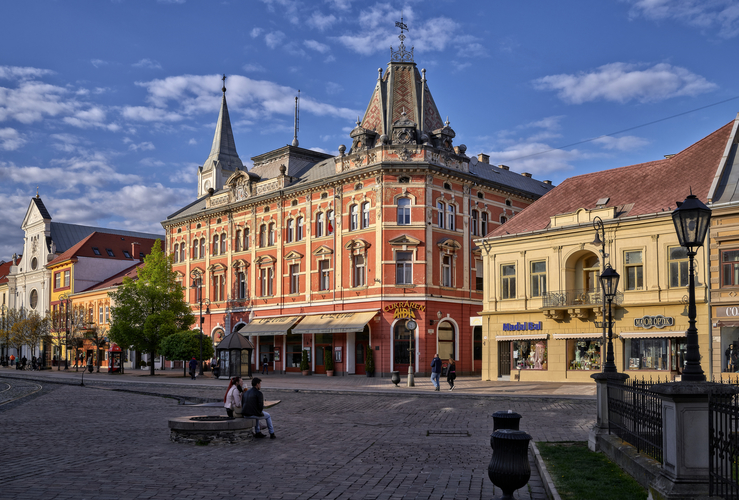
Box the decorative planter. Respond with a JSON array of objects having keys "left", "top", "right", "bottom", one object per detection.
[
  {"left": 488, "top": 429, "right": 532, "bottom": 500},
  {"left": 301, "top": 370, "right": 311, "bottom": 376},
  {"left": 366, "top": 371, "right": 375, "bottom": 378},
  {"left": 490, "top": 410, "right": 522, "bottom": 450},
  {"left": 326, "top": 370, "right": 334, "bottom": 377},
  {"left": 391, "top": 371, "right": 400, "bottom": 386}
]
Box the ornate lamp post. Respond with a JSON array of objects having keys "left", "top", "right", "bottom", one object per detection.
[
  {"left": 672, "top": 194, "right": 711, "bottom": 382},
  {"left": 592, "top": 217, "right": 608, "bottom": 371},
  {"left": 1, "top": 305, "right": 7, "bottom": 366},
  {"left": 406, "top": 318, "right": 417, "bottom": 387},
  {"left": 190, "top": 270, "right": 210, "bottom": 376},
  {"left": 599, "top": 265, "right": 620, "bottom": 373}
]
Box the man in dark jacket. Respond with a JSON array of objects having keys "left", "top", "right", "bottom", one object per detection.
[
  {"left": 242, "top": 377, "right": 275, "bottom": 439},
  {"left": 188, "top": 357, "right": 197, "bottom": 379},
  {"left": 430, "top": 353, "right": 442, "bottom": 391}
]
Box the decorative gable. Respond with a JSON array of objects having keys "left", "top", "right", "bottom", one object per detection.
[
  {"left": 437, "top": 237, "right": 462, "bottom": 253},
  {"left": 284, "top": 250, "right": 303, "bottom": 261},
  {"left": 389, "top": 235, "right": 421, "bottom": 246},
  {"left": 312, "top": 245, "right": 334, "bottom": 256},
  {"left": 232, "top": 259, "right": 249, "bottom": 268},
  {"left": 255, "top": 255, "right": 276, "bottom": 265}
]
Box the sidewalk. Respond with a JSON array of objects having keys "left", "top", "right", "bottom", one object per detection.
[{"left": 0, "top": 365, "right": 596, "bottom": 398}]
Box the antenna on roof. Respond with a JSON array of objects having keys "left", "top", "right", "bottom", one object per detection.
[{"left": 292, "top": 90, "right": 300, "bottom": 147}]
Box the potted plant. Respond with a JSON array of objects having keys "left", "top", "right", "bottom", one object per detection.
[
  {"left": 300, "top": 349, "right": 311, "bottom": 376},
  {"left": 324, "top": 348, "right": 334, "bottom": 376},
  {"left": 365, "top": 347, "right": 375, "bottom": 377}
]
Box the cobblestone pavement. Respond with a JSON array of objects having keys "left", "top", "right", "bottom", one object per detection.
[{"left": 0, "top": 375, "right": 594, "bottom": 500}]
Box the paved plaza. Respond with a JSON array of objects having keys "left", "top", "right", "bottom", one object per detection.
[{"left": 0, "top": 371, "right": 595, "bottom": 500}]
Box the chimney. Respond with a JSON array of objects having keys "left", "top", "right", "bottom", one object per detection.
[
  {"left": 132, "top": 242, "right": 142, "bottom": 260},
  {"left": 499, "top": 164, "right": 509, "bottom": 171},
  {"left": 543, "top": 180, "right": 552, "bottom": 185},
  {"left": 521, "top": 172, "right": 532, "bottom": 178},
  {"left": 477, "top": 153, "right": 490, "bottom": 164}
]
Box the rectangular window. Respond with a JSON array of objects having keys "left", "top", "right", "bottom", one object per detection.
[
  {"left": 501, "top": 264, "right": 516, "bottom": 299},
  {"left": 566, "top": 340, "right": 602, "bottom": 370},
  {"left": 624, "top": 250, "right": 644, "bottom": 291},
  {"left": 105, "top": 305, "right": 109, "bottom": 323},
  {"left": 55, "top": 273, "right": 61, "bottom": 290},
  {"left": 316, "top": 213, "right": 324, "bottom": 237},
  {"left": 442, "top": 255, "right": 452, "bottom": 287},
  {"left": 319, "top": 260, "right": 330, "bottom": 291},
  {"left": 353, "top": 254, "right": 365, "bottom": 287},
  {"left": 481, "top": 213, "right": 488, "bottom": 236},
  {"left": 362, "top": 203, "right": 370, "bottom": 228},
  {"left": 260, "top": 269, "right": 268, "bottom": 297},
  {"left": 92, "top": 247, "right": 101, "bottom": 255},
  {"left": 475, "top": 260, "right": 484, "bottom": 291},
  {"left": 437, "top": 202, "right": 445, "bottom": 228},
  {"left": 290, "top": 264, "right": 299, "bottom": 294},
  {"left": 471, "top": 210, "right": 478, "bottom": 236},
  {"left": 669, "top": 246, "right": 689, "bottom": 288},
  {"left": 512, "top": 340, "right": 547, "bottom": 370},
  {"left": 396, "top": 251, "right": 413, "bottom": 284},
  {"left": 99, "top": 306, "right": 104, "bottom": 324},
  {"left": 123, "top": 250, "right": 131, "bottom": 258},
  {"left": 447, "top": 205, "right": 456, "bottom": 230},
  {"left": 397, "top": 198, "right": 410, "bottom": 225},
  {"left": 106, "top": 249, "right": 114, "bottom": 257},
  {"left": 530, "top": 261, "right": 546, "bottom": 297},
  {"left": 722, "top": 249, "right": 739, "bottom": 287},
  {"left": 64, "top": 270, "right": 70, "bottom": 287},
  {"left": 238, "top": 272, "right": 246, "bottom": 299},
  {"left": 625, "top": 338, "right": 670, "bottom": 371}
]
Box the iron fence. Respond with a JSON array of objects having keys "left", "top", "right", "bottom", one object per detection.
[
  {"left": 607, "top": 377, "right": 663, "bottom": 462},
  {"left": 541, "top": 288, "right": 623, "bottom": 309},
  {"left": 709, "top": 376, "right": 739, "bottom": 499}
]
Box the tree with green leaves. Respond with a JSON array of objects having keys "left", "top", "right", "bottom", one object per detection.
[
  {"left": 11, "top": 309, "right": 51, "bottom": 360},
  {"left": 160, "top": 330, "right": 215, "bottom": 377},
  {"left": 108, "top": 240, "right": 195, "bottom": 376}
]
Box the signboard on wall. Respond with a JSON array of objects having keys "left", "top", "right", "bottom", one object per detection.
[
  {"left": 633, "top": 315, "right": 674, "bottom": 329},
  {"left": 716, "top": 306, "right": 739, "bottom": 318},
  {"left": 383, "top": 301, "right": 426, "bottom": 319}
]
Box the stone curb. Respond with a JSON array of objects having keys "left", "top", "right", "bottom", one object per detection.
[{"left": 530, "top": 441, "right": 561, "bottom": 500}]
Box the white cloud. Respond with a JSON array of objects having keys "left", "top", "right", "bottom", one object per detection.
[
  {"left": 307, "top": 13, "right": 337, "bottom": 31},
  {"left": 133, "top": 58, "right": 162, "bottom": 69},
  {"left": 121, "top": 105, "right": 184, "bottom": 122},
  {"left": 128, "top": 141, "right": 155, "bottom": 152},
  {"left": 626, "top": 0, "right": 739, "bottom": 38},
  {"left": 592, "top": 135, "right": 650, "bottom": 151},
  {"left": 140, "top": 157, "right": 165, "bottom": 167},
  {"left": 0, "top": 80, "right": 77, "bottom": 124},
  {"left": 63, "top": 106, "right": 120, "bottom": 131},
  {"left": 0, "top": 128, "right": 26, "bottom": 151},
  {"left": 304, "top": 39, "right": 330, "bottom": 53},
  {"left": 90, "top": 59, "right": 109, "bottom": 68},
  {"left": 242, "top": 63, "right": 266, "bottom": 73},
  {"left": 259, "top": 0, "right": 300, "bottom": 24},
  {"left": 533, "top": 62, "right": 717, "bottom": 104},
  {"left": 265, "top": 31, "right": 286, "bottom": 49},
  {"left": 486, "top": 142, "right": 581, "bottom": 177},
  {"left": 250, "top": 28, "right": 263, "bottom": 38},
  {"left": 325, "top": 0, "right": 353, "bottom": 10},
  {"left": 50, "top": 133, "right": 81, "bottom": 152},
  {"left": 0, "top": 66, "right": 54, "bottom": 80},
  {"left": 188, "top": 138, "right": 197, "bottom": 145},
  {"left": 325, "top": 82, "right": 343, "bottom": 95}
]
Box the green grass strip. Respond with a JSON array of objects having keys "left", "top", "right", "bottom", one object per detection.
[{"left": 537, "top": 442, "right": 647, "bottom": 500}]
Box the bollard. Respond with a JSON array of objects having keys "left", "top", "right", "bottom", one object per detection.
[
  {"left": 488, "top": 429, "right": 532, "bottom": 500},
  {"left": 490, "top": 410, "right": 522, "bottom": 449},
  {"left": 390, "top": 371, "right": 400, "bottom": 387}
]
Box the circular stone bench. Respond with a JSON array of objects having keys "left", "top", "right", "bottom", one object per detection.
[{"left": 168, "top": 415, "right": 255, "bottom": 445}]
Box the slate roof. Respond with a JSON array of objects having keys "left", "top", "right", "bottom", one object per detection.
[
  {"left": 49, "top": 222, "right": 163, "bottom": 254},
  {"left": 485, "top": 119, "right": 736, "bottom": 239},
  {"left": 80, "top": 262, "right": 143, "bottom": 292},
  {"left": 47, "top": 231, "right": 160, "bottom": 266},
  {"left": 32, "top": 196, "right": 52, "bottom": 220}
]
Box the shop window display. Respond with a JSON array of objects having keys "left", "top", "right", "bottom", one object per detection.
[
  {"left": 286, "top": 334, "right": 303, "bottom": 368},
  {"left": 625, "top": 338, "right": 669, "bottom": 371},
  {"left": 512, "top": 340, "right": 547, "bottom": 370},
  {"left": 721, "top": 327, "right": 739, "bottom": 372},
  {"left": 567, "top": 340, "right": 602, "bottom": 370}
]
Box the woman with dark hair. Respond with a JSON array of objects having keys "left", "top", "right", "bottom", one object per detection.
[
  {"left": 446, "top": 358, "right": 456, "bottom": 391},
  {"left": 223, "top": 376, "right": 243, "bottom": 418}
]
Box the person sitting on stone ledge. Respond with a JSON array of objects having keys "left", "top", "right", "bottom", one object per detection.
[{"left": 242, "top": 377, "right": 275, "bottom": 439}]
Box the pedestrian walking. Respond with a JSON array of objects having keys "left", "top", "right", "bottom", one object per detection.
[
  {"left": 223, "top": 376, "right": 243, "bottom": 418},
  {"left": 430, "top": 353, "right": 442, "bottom": 391},
  {"left": 262, "top": 356, "right": 269, "bottom": 375},
  {"left": 21, "top": 356, "right": 27, "bottom": 370},
  {"left": 446, "top": 358, "right": 456, "bottom": 391},
  {"left": 212, "top": 357, "right": 221, "bottom": 378},
  {"left": 188, "top": 357, "right": 197, "bottom": 379}
]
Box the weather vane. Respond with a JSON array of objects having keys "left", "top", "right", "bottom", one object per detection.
[{"left": 391, "top": 14, "right": 414, "bottom": 62}]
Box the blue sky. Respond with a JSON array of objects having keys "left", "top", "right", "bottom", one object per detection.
[{"left": 1, "top": 0, "right": 738, "bottom": 259}]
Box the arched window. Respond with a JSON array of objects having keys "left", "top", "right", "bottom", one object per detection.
[
  {"left": 500, "top": 216, "right": 507, "bottom": 225},
  {"left": 238, "top": 272, "right": 247, "bottom": 299},
  {"left": 443, "top": 182, "right": 452, "bottom": 190},
  {"left": 212, "top": 235, "right": 219, "bottom": 256},
  {"left": 361, "top": 202, "right": 370, "bottom": 228},
  {"left": 180, "top": 242, "right": 186, "bottom": 262},
  {"left": 235, "top": 230, "right": 242, "bottom": 252},
  {"left": 437, "top": 321, "right": 456, "bottom": 361},
  {"left": 393, "top": 321, "right": 413, "bottom": 368},
  {"left": 244, "top": 227, "right": 250, "bottom": 250},
  {"left": 220, "top": 233, "right": 227, "bottom": 254},
  {"left": 350, "top": 204, "right": 359, "bottom": 231},
  {"left": 471, "top": 210, "right": 479, "bottom": 236},
  {"left": 286, "top": 219, "right": 294, "bottom": 243},
  {"left": 192, "top": 239, "right": 198, "bottom": 260},
  {"left": 397, "top": 197, "right": 410, "bottom": 225},
  {"left": 481, "top": 213, "right": 488, "bottom": 236},
  {"left": 447, "top": 204, "right": 456, "bottom": 230},
  {"left": 327, "top": 211, "right": 334, "bottom": 235},
  {"left": 506, "top": 199, "right": 512, "bottom": 206},
  {"left": 268, "top": 223, "right": 276, "bottom": 246},
  {"left": 316, "top": 212, "right": 324, "bottom": 237},
  {"left": 297, "top": 217, "right": 304, "bottom": 240},
  {"left": 259, "top": 224, "right": 267, "bottom": 248},
  {"left": 173, "top": 244, "right": 179, "bottom": 263},
  {"left": 437, "top": 201, "right": 445, "bottom": 228}
]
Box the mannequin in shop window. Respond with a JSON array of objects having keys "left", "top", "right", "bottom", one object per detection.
[
  {"left": 727, "top": 344, "right": 738, "bottom": 372},
  {"left": 534, "top": 341, "right": 546, "bottom": 369}
]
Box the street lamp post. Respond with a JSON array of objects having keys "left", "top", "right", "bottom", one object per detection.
[
  {"left": 599, "top": 265, "right": 620, "bottom": 373},
  {"left": 190, "top": 271, "right": 210, "bottom": 376},
  {"left": 592, "top": 217, "right": 609, "bottom": 372},
  {"left": 1, "top": 305, "right": 7, "bottom": 366},
  {"left": 672, "top": 194, "right": 712, "bottom": 382},
  {"left": 406, "top": 318, "right": 417, "bottom": 387}
]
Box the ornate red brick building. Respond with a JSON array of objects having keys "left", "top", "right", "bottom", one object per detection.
[{"left": 163, "top": 35, "right": 553, "bottom": 376}]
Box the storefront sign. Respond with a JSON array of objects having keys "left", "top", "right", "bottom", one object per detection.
[
  {"left": 383, "top": 301, "right": 426, "bottom": 319},
  {"left": 633, "top": 315, "right": 674, "bottom": 329},
  {"left": 502, "top": 321, "right": 543, "bottom": 331},
  {"left": 470, "top": 317, "right": 483, "bottom": 326},
  {"left": 716, "top": 306, "right": 739, "bottom": 318}
]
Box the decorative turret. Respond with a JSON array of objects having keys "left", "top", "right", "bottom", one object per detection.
[{"left": 197, "top": 75, "right": 244, "bottom": 197}]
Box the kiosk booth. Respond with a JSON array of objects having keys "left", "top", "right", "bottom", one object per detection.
[
  {"left": 216, "top": 332, "right": 254, "bottom": 380},
  {"left": 108, "top": 343, "right": 123, "bottom": 374}
]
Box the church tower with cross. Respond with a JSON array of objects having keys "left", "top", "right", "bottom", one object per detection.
[{"left": 197, "top": 75, "right": 244, "bottom": 198}]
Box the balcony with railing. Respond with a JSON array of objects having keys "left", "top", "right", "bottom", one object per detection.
[{"left": 540, "top": 288, "right": 623, "bottom": 320}]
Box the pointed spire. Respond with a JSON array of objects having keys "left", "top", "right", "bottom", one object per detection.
[
  {"left": 292, "top": 91, "right": 300, "bottom": 147},
  {"left": 204, "top": 74, "right": 242, "bottom": 171}
]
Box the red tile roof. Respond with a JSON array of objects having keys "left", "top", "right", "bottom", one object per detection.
[
  {"left": 47, "top": 232, "right": 158, "bottom": 267},
  {"left": 0, "top": 259, "right": 15, "bottom": 285},
  {"left": 486, "top": 119, "right": 736, "bottom": 239}
]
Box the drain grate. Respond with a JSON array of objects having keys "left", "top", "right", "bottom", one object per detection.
[{"left": 426, "top": 430, "right": 470, "bottom": 437}]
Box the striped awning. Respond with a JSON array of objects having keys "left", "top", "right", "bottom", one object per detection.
[
  {"left": 618, "top": 331, "right": 687, "bottom": 339},
  {"left": 236, "top": 316, "right": 301, "bottom": 336},
  {"left": 553, "top": 333, "right": 603, "bottom": 340},
  {"left": 496, "top": 334, "right": 548, "bottom": 341}
]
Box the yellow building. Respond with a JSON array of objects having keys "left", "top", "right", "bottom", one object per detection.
[{"left": 477, "top": 116, "right": 739, "bottom": 382}]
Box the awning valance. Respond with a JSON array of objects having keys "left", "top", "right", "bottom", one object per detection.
[
  {"left": 619, "top": 331, "right": 687, "bottom": 339},
  {"left": 292, "top": 311, "right": 377, "bottom": 335},
  {"left": 716, "top": 321, "right": 739, "bottom": 328},
  {"left": 496, "top": 334, "right": 549, "bottom": 341},
  {"left": 553, "top": 333, "right": 603, "bottom": 340},
  {"left": 236, "top": 316, "right": 301, "bottom": 336}
]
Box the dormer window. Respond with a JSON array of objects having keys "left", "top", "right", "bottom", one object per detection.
[
  {"left": 92, "top": 247, "right": 101, "bottom": 256},
  {"left": 123, "top": 250, "right": 131, "bottom": 258},
  {"left": 106, "top": 249, "right": 115, "bottom": 257},
  {"left": 444, "top": 182, "right": 452, "bottom": 190},
  {"left": 399, "top": 176, "right": 410, "bottom": 183},
  {"left": 477, "top": 192, "right": 484, "bottom": 199},
  {"left": 505, "top": 199, "right": 512, "bottom": 206}
]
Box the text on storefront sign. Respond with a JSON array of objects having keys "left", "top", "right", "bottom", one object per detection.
[
  {"left": 633, "top": 315, "right": 674, "bottom": 329},
  {"left": 383, "top": 301, "right": 426, "bottom": 319},
  {"left": 502, "top": 322, "right": 543, "bottom": 331}
]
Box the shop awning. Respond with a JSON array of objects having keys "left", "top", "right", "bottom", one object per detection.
[
  {"left": 553, "top": 333, "right": 603, "bottom": 340},
  {"left": 292, "top": 311, "right": 377, "bottom": 335},
  {"left": 716, "top": 320, "right": 739, "bottom": 328},
  {"left": 496, "top": 334, "right": 548, "bottom": 341},
  {"left": 619, "top": 331, "right": 687, "bottom": 339},
  {"left": 236, "top": 316, "right": 301, "bottom": 336}
]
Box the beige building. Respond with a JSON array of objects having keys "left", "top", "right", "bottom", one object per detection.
[{"left": 477, "top": 115, "right": 739, "bottom": 382}]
